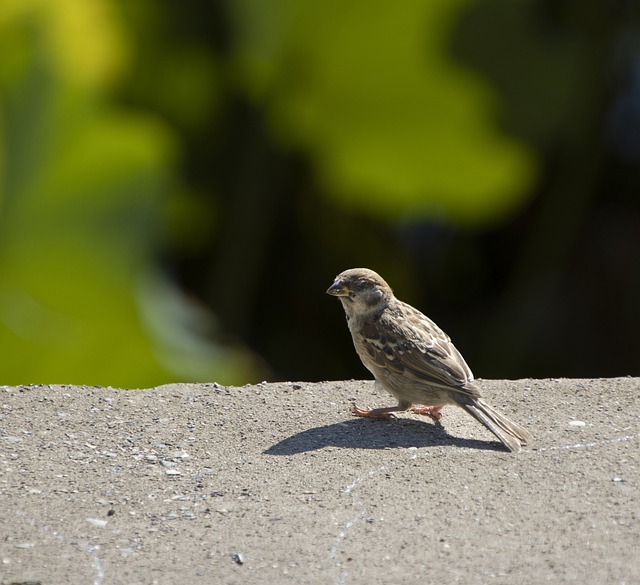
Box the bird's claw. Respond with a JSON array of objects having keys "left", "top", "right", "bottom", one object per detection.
[
  {"left": 351, "top": 404, "right": 397, "bottom": 419},
  {"left": 409, "top": 405, "right": 443, "bottom": 421}
]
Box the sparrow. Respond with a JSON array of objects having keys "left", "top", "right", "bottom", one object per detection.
[{"left": 326, "top": 268, "right": 532, "bottom": 452}]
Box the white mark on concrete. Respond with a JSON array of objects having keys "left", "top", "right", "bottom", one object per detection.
[
  {"left": 330, "top": 468, "right": 379, "bottom": 559},
  {"left": 330, "top": 448, "right": 419, "bottom": 584},
  {"left": 330, "top": 432, "right": 640, "bottom": 583},
  {"left": 15, "top": 510, "right": 105, "bottom": 585},
  {"left": 87, "top": 545, "right": 106, "bottom": 585},
  {"left": 533, "top": 433, "right": 639, "bottom": 452}
]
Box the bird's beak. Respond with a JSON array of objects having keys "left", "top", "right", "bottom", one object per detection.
[{"left": 326, "top": 280, "right": 350, "bottom": 297}]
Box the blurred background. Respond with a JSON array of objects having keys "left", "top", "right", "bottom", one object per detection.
[{"left": 1, "top": 0, "right": 639, "bottom": 387}]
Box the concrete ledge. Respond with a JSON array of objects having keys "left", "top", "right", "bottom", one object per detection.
[{"left": 1, "top": 378, "right": 638, "bottom": 583}]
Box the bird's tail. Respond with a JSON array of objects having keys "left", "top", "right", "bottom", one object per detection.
[{"left": 460, "top": 398, "right": 532, "bottom": 452}]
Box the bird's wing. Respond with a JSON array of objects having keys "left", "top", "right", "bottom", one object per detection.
[{"left": 358, "top": 301, "right": 477, "bottom": 392}]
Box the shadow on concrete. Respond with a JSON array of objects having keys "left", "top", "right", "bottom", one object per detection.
[{"left": 264, "top": 417, "right": 503, "bottom": 455}]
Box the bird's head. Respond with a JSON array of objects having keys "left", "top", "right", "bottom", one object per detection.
[{"left": 326, "top": 268, "right": 393, "bottom": 317}]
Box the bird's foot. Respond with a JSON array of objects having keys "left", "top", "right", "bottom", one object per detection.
[
  {"left": 350, "top": 405, "right": 402, "bottom": 419},
  {"left": 410, "top": 405, "right": 443, "bottom": 421}
]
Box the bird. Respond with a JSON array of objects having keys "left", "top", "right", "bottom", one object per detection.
[{"left": 326, "top": 267, "right": 532, "bottom": 452}]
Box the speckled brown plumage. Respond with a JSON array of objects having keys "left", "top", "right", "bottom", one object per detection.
[{"left": 327, "top": 268, "right": 531, "bottom": 452}]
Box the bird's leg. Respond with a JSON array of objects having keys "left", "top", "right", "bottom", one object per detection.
[
  {"left": 351, "top": 404, "right": 408, "bottom": 419},
  {"left": 409, "top": 405, "right": 443, "bottom": 421}
]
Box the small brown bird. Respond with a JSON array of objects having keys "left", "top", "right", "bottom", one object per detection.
[{"left": 327, "top": 268, "right": 531, "bottom": 452}]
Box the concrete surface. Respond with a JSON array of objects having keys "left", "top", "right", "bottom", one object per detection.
[{"left": 0, "top": 378, "right": 638, "bottom": 584}]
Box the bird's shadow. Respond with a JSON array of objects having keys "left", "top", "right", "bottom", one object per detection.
[{"left": 264, "top": 417, "right": 504, "bottom": 455}]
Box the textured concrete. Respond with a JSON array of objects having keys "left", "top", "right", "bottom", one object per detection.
[{"left": 0, "top": 378, "right": 638, "bottom": 584}]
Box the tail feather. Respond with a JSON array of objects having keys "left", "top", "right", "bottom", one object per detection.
[{"left": 461, "top": 398, "right": 532, "bottom": 452}]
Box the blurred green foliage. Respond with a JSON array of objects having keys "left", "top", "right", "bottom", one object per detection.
[
  {"left": 0, "top": 0, "right": 255, "bottom": 385},
  {"left": 230, "top": 0, "right": 536, "bottom": 224},
  {"left": 1, "top": 0, "right": 638, "bottom": 385}
]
